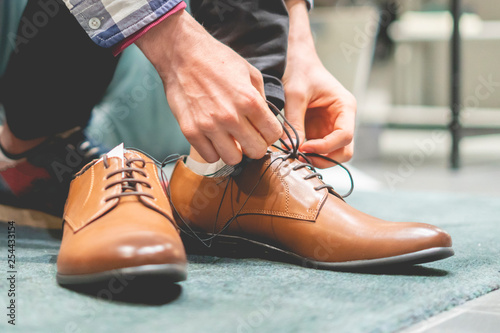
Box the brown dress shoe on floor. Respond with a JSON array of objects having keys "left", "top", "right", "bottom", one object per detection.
[
  {"left": 169, "top": 149, "right": 453, "bottom": 270},
  {"left": 57, "top": 145, "right": 187, "bottom": 285}
]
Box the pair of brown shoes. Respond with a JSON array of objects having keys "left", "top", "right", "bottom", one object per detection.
[{"left": 56, "top": 145, "right": 453, "bottom": 286}]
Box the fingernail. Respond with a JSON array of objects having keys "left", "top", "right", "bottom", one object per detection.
[{"left": 300, "top": 146, "right": 313, "bottom": 154}]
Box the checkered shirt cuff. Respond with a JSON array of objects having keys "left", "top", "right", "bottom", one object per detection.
[{"left": 62, "top": 0, "right": 185, "bottom": 48}]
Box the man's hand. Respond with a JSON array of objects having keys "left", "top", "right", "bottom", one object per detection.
[
  {"left": 136, "top": 10, "right": 282, "bottom": 165},
  {"left": 283, "top": 0, "right": 357, "bottom": 168}
]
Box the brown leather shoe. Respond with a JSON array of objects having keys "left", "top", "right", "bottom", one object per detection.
[
  {"left": 57, "top": 145, "right": 187, "bottom": 285},
  {"left": 169, "top": 150, "right": 453, "bottom": 270}
]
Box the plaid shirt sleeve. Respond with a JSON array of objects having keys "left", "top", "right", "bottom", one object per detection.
[{"left": 62, "top": 0, "right": 185, "bottom": 48}]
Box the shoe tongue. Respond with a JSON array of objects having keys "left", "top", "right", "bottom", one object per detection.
[{"left": 105, "top": 143, "right": 125, "bottom": 168}]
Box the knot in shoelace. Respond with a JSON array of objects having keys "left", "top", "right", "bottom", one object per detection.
[
  {"left": 267, "top": 102, "right": 354, "bottom": 199},
  {"left": 102, "top": 155, "right": 155, "bottom": 202}
]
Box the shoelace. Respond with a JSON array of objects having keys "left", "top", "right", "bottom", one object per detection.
[
  {"left": 102, "top": 155, "right": 154, "bottom": 202},
  {"left": 132, "top": 101, "right": 354, "bottom": 247},
  {"left": 267, "top": 101, "right": 354, "bottom": 199}
]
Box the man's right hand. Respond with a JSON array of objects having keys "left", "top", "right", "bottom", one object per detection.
[{"left": 135, "top": 10, "right": 282, "bottom": 165}]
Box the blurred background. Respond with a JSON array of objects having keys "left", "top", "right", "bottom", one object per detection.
[{"left": 310, "top": 0, "right": 500, "bottom": 196}]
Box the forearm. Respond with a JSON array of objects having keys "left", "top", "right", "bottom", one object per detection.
[{"left": 285, "top": 0, "right": 319, "bottom": 60}]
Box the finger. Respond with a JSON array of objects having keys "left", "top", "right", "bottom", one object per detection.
[
  {"left": 229, "top": 117, "right": 268, "bottom": 160},
  {"left": 283, "top": 86, "right": 308, "bottom": 147},
  {"left": 249, "top": 66, "right": 266, "bottom": 99},
  {"left": 209, "top": 132, "right": 243, "bottom": 166},
  {"left": 306, "top": 142, "right": 354, "bottom": 169},
  {"left": 246, "top": 96, "right": 283, "bottom": 146},
  {"left": 188, "top": 136, "right": 221, "bottom": 163},
  {"left": 300, "top": 112, "right": 355, "bottom": 154}
]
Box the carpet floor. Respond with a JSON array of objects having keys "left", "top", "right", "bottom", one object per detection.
[{"left": 0, "top": 190, "right": 499, "bottom": 333}]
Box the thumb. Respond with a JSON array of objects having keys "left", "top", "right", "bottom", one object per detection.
[{"left": 282, "top": 91, "right": 307, "bottom": 149}]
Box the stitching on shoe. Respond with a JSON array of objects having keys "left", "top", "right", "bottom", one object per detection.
[
  {"left": 221, "top": 210, "right": 317, "bottom": 225},
  {"left": 265, "top": 157, "right": 289, "bottom": 213},
  {"left": 217, "top": 156, "right": 324, "bottom": 223},
  {"left": 134, "top": 152, "right": 173, "bottom": 220},
  {"left": 62, "top": 217, "right": 76, "bottom": 232},
  {"left": 82, "top": 166, "right": 95, "bottom": 208}
]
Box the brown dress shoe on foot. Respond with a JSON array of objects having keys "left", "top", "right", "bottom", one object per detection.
[
  {"left": 57, "top": 145, "right": 187, "bottom": 285},
  {"left": 169, "top": 150, "right": 453, "bottom": 270}
]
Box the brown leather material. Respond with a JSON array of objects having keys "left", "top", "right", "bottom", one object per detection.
[
  {"left": 63, "top": 157, "right": 121, "bottom": 232},
  {"left": 57, "top": 150, "right": 186, "bottom": 276},
  {"left": 170, "top": 152, "right": 452, "bottom": 263}
]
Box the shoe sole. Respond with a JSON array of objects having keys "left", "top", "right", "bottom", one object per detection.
[
  {"left": 182, "top": 233, "right": 454, "bottom": 271},
  {"left": 56, "top": 263, "right": 187, "bottom": 286}
]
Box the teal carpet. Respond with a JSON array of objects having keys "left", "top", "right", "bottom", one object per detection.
[{"left": 0, "top": 191, "right": 499, "bottom": 333}]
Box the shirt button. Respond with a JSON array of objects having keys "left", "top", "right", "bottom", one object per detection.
[{"left": 88, "top": 17, "right": 101, "bottom": 29}]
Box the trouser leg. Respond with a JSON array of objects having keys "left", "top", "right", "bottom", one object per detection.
[
  {"left": 0, "top": 0, "right": 119, "bottom": 140},
  {"left": 190, "top": 0, "right": 289, "bottom": 110}
]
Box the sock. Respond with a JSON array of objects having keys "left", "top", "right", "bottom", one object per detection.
[{"left": 185, "top": 156, "right": 230, "bottom": 177}]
